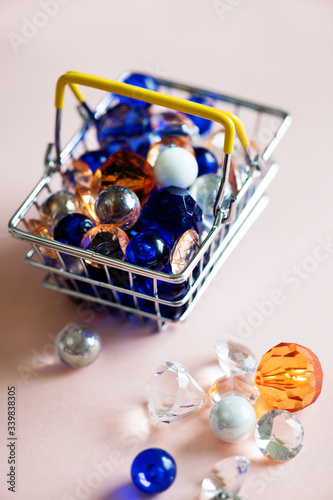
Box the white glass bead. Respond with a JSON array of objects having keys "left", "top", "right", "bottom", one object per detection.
[
  {"left": 209, "top": 395, "right": 256, "bottom": 443},
  {"left": 154, "top": 147, "right": 198, "bottom": 189}
]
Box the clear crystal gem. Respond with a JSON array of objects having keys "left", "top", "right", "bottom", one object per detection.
[
  {"left": 200, "top": 456, "right": 250, "bottom": 499},
  {"left": 215, "top": 341, "right": 258, "bottom": 377},
  {"left": 146, "top": 361, "right": 211, "bottom": 423},
  {"left": 170, "top": 229, "right": 199, "bottom": 273},
  {"left": 209, "top": 373, "right": 260, "bottom": 405},
  {"left": 255, "top": 410, "right": 304, "bottom": 462}
]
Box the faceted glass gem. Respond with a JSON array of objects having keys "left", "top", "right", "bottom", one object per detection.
[
  {"left": 170, "top": 229, "right": 199, "bottom": 274},
  {"left": 187, "top": 95, "right": 213, "bottom": 134},
  {"left": 131, "top": 448, "right": 176, "bottom": 494},
  {"left": 75, "top": 185, "right": 98, "bottom": 222},
  {"left": 140, "top": 186, "right": 202, "bottom": 247},
  {"left": 62, "top": 161, "right": 93, "bottom": 191},
  {"left": 40, "top": 190, "right": 76, "bottom": 227},
  {"left": 151, "top": 111, "right": 199, "bottom": 138},
  {"left": 97, "top": 104, "right": 151, "bottom": 147},
  {"left": 146, "top": 361, "right": 211, "bottom": 423},
  {"left": 189, "top": 174, "right": 232, "bottom": 217},
  {"left": 78, "top": 149, "right": 109, "bottom": 173},
  {"left": 54, "top": 213, "right": 95, "bottom": 247},
  {"left": 255, "top": 342, "right": 323, "bottom": 412},
  {"left": 125, "top": 231, "right": 170, "bottom": 271},
  {"left": 209, "top": 373, "right": 260, "bottom": 406},
  {"left": 120, "top": 73, "right": 158, "bottom": 108},
  {"left": 154, "top": 146, "right": 198, "bottom": 189},
  {"left": 255, "top": 410, "right": 304, "bottom": 462},
  {"left": 215, "top": 341, "right": 258, "bottom": 377},
  {"left": 94, "top": 185, "right": 140, "bottom": 229},
  {"left": 55, "top": 323, "right": 101, "bottom": 368},
  {"left": 27, "top": 219, "right": 57, "bottom": 259},
  {"left": 194, "top": 147, "right": 219, "bottom": 176},
  {"left": 147, "top": 134, "right": 195, "bottom": 167},
  {"left": 200, "top": 456, "right": 250, "bottom": 499},
  {"left": 93, "top": 150, "right": 155, "bottom": 205},
  {"left": 209, "top": 395, "right": 256, "bottom": 443},
  {"left": 80, "top": 225, "right": 129, "bottom": 263}
]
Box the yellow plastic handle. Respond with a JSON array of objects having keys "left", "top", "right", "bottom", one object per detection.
[{"left": 56, "top": 71, "right": 250, "bottom": 154}]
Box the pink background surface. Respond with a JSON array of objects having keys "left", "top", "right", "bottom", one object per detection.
[{"left": 1, "top": 0, "right": 332, "bottom": 499}]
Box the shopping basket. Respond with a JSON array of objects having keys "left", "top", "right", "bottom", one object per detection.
[{"left": 8, "top": 71, "right": 291, "bottom": 330}]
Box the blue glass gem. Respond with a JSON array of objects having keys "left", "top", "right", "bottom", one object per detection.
[
  {"left": 131, "top": 448, "right": 176, "bottom": 494},
  {"left": 54, "top": 213, "right": 95, "bottom": 247},
  {"left": 140, "top": 186, "right": 202, "bottom": 247},
  {"left": 120, "top": 73, "right": 158, "bottom": 108},
  {"left": 194, "top": 147, "right": 219, "bottom": 176},
  {"left": 126, "top": 231, "right": 170, "bottom": 271},
  {"left": 78, "top": 149, "right": 109, "bottom": 173},
  {"left": 188, "top": 95, "right": 213, "bottom": 134},
  {"left": 97, "top": 104, "right": 151, "bottom": 148}
]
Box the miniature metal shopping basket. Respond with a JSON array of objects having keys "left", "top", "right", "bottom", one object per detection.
[{"left": 8, "top": 71, "right": 291, "bottom": 330}]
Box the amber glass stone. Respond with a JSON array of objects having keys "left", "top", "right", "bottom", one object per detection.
[
  {"left": 93, "top": 151, "right": 155, "bottom": 206},
  {"left": 255, "top": 342, "right": 323, "bottom": 412},
  {"left": 27, "top": 219, "right": 57, "bottom": 259},
  {"left": 75, "top": 185, "right": 98, "bottom": 222},
  {"left": 147, "top": 135, "right": 195, "bottom": 167}
]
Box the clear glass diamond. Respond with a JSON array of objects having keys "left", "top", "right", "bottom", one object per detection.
[
  {"left": 200, "top": 456, "right": 250, "bottom": 499},
  {"left": 215, "top": 341, "right": 258, "bottom": 377},
  {"left": 255, "top": 410, "right": 304, "bottom": 462},
  {"left": 146, "top": 361, "right": 211, "bottom": 423},
  {"left": 209, "top": 373, "right": 260, "bottom": 405}
]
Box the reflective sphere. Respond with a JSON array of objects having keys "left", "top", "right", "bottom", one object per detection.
[
  {"left": 40, "top": 190, "right": 76, "bottom": 227},
  {"left": 126, "top": 231, "right": 170, "bottom": 270},
  {"left": 81, "top": 225, "right": 129, "bottom": 263},
  {"left": 78, "top": 149, "right": 109, "bottom": 173},
  {"left": 55, "top": 323, "right": 101, "bottom": 368},
  {"left": 194, "top": 147, "right": 219, "bottom": 176},
  {"left": 154, "top": 147, "right": 198, "bottom": 189},
  {"left": 54, "top": 213, "right": 95, "bottom": 246},
  {"left": 95, "top": 186, "right": 140, "bottom": 229},
  {"left": 120, "top": 73, "right": 158, "bottom": 108},
  {"left": 131, "top": 448, "right": 177, "bottom": 494},
  {"left": 209, "top": 395, "right": 256, "bottom": 443},
  {"left": 189, "top": 174, "right": 232, "bottom": 216}
]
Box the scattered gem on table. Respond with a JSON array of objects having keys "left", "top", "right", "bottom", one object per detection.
[
  {"left": 55, "top": 322, "right": 101, "bottom": 368},
  {"left": 255, "top": 410, "right": 304, "bottom": 462},
  {"left": 139, "top": 186, "right": 202, "bottom": 247},
  {"left": 93, "top": 150, "right": 155, "bottom": 205},
  {"left": 154, "top": 146, "right": 198, "bottom": 189},
  {"left": 94, "top": 185, "right": 140, "bottom": 229},
  {"left": 54, "top": 213, "right": 95, "bottom": 247},
  {"left": 40, "top": 190, "right": 76, "bottom": 227},
  {"left": 255, "top": 342, "right": 323, "bottom": 411},
  {"left": 209, "top": 373, "right": 260, "bottom": 406},
  {"left": 146, "top": 361, "right": 211, "bottom": 423},
  {"left": 170, "top": 229, "right": 199, "bottom": 273},
  {"left": 131, "top": 448, "right": 176, "bottom": 494},
  {"left": 215, "top": 341, "right": 258, "bottom": 377},
  {"left": 125, "top": 231, "right": 170, "bottom": 270},
  {"left": 209, "top": 395, "right": 256, "bottom": 443},
  {"left": 200, "top": 456, "right": 250, "bottom": 500},
  {"left": 80, "top": 225, "right": 129, "bottom": 262},
  {"left": 194, "top": 147, "right": 219, "bottom": 176}
]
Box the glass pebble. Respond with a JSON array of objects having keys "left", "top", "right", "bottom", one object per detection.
[
  {"left": 147, "top": 134, "right": 194, "bottom": 167},
  {"left": 170, "top": 229, "right": 199, "bottom": 274},
  {"left": 154, "top": 146, "right": 198, "bottom": 189},
  {"left": 209, "top": 395, "right": 256, "bottom": 443},
  {"left": 131, "top": 448, "right": 176, "bottom": 494},
  {"left": 200, "top": 456, "right": 250, "bottom": 499},
  {"left": 55, "top": 322, "right": 101, "bottom": 368},
  {"left": 54, "top": 213, "right": 95, "bottom": 247},
  {"left": 78, "top": 149, "right": 109, "bottom": 173},
  {"left": 209, "top": 373, "right": 260, "bottom": 405},
  {"left": 62, "top": 161, "right": 93, "bottom": 191},
  {"left": 75, "top": 185, "right": 98, "bottom": 222},
  {"left": 194, "top": 147, "right": 219, "bottom": 176},
  {"left": 40, "top": 190, "right": 76, "bottom": 227},
  {"left": 94, "top": 186, "right": 140, "bottom": 229},
  {"left": 125, "top": 231, "right": 170, "bottom": 271},
  {"left": 189, "top": 174, "right": 232, "bottom": 217},
  {"left": 80, "top": 225, "right": 129, "bottom": 263},
  {"left": 215, "top": 340, "right": 258, "bottom": 377}
]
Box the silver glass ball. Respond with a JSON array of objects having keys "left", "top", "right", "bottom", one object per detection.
[
  {"left": 55, "top": 323, "right": 101, "bottom": 368},
  {"left": 209, "top": 395, "right": 256, "bottom": 443},
  {"left": 40, "top": 190, "right": 76, "bottom": 227},
  {"left": 94, "top": 186, "right": 140, "bottom": 229},
  {"left": 189, "top": 174, "right": 232, "bottom": 216}
]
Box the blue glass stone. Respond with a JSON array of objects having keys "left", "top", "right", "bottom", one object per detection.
[
  {"left": 78, "top": 149, "right": 109, "bottom": 173},
  {"left": 160, "top": 303, "right": 186, "bottom": 320},
  {"left": 188, "top": 95, "right": 213, "bottom": 134},
  {"left": 194, "top": 147, "right": 219, "bottom": 176},
  {"left": 126, "top": 231, "right": 170, "bottom": 271},
  {"left": 131, "top": 448, "right": 176, "bottom": 494},
  {"left": 120, "top": 73, "right": 158, "bottom": 108},
  {"left": 139, "top": 186, "right": 202, "bottom": 247},
  {"left": 97, "top": 104, "right": 151, "bottom": 148},
  {"left": 54, "top": 213, "right": 95, "bottom": 247}
]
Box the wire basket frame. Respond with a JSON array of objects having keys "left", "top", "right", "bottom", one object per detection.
[{"left": 8, "top": 73, "right": 291, "bottom": 330}]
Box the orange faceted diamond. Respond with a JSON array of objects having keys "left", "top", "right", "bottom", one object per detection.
[{"left": 255, "top": 342, "right": 323, "bottom": 412}]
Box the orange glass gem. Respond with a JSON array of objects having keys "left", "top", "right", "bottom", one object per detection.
[
  {"left": 93, "top": 151, "right": 155, "bottom": 206},
  {"left": 255, "top": 342, "right": 323, "bottom": 412}
]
